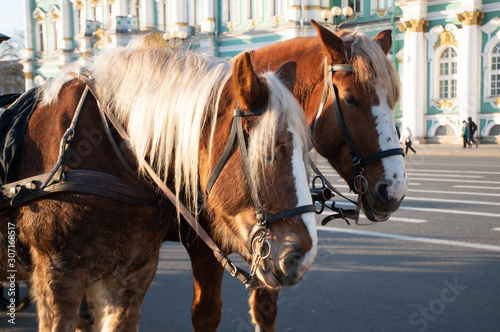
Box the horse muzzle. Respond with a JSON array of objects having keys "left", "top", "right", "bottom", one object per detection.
[{"left": 362, "top": 179, "right": 406, "bottom": 221}]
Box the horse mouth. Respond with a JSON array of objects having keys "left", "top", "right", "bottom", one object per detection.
[
  {"left": 254, "top": 260, "right": 280, "bottom": 289},
  {"left": 361, "top": 194, "right": 391, "bottom": 222}
]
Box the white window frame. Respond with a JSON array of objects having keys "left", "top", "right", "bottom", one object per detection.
[
  {"left": 33, "top": 8, "right": 47, "bottom": 55},
  {"left": 437, "top": 47, "right": 458, "bottom": 100}
]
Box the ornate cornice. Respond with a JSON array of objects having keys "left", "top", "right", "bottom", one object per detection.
[
  {"left": 457, "top": 11, "right": 484, "bottom": 26},
  {"left": 399, "top": 19, "right": 429, "bottom": 33},
  {"left": 433, "top": 31, "right": 458, "bottom": 50}
]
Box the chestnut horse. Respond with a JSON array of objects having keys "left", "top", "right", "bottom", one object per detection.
[
  {"left": 175, "top": 21, "right": 408, "bottom": 331},
  {"left": 0, "top": 43, "right": 318, "bottom": 330}
]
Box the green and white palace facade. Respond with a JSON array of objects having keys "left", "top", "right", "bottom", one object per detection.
[{"left": 22, "top": 0, "right": 500, "bottom": 142}]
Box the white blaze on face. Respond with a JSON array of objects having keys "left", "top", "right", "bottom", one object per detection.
[
  {"left": 289, "top": 125, "right": 317, "bottom": 271},
  {"left": 371, "top": 82, "right": 408, "bottom": 201}
]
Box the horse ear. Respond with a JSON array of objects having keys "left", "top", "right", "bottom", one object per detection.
[
  {"left": 311, "top": 19, "right": 346, "bottom": 64},
  {"left": 374, "top": 30, "right": 392, "bottom": 55},
  {"left": 233, "top": 51, "right": 268, "bottom": 110},
  {"left": 275, "top": 61, "right": 297, "bottom": 92}
]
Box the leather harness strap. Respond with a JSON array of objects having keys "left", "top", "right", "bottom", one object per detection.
[
  {"left": 73, "top": 71, "right": 255, "bottom": 285},
  {"left": 310, "top": 62, "right": 405, "bottom": 224}
]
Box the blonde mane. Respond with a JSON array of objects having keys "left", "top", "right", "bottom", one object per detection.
[
  {"left": 38, "top": 41, "right": 310, "bottom": 216},
  {"left": 336, "top": 30, "right": 400, "bottom": 107}
]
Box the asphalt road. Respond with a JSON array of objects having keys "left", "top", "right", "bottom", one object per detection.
[{"left": 2, "top": 151, "right": 500, "bottom": 331}]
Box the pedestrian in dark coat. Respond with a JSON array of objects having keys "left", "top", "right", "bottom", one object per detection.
[{"left": 468, "top": 116, "right": 478, "bottom": 148}]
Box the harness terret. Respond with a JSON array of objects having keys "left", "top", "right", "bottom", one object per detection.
[{"left": 311, "top": 63, "right": 405, "bottom": 224}]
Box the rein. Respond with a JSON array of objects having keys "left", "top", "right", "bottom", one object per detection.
[
  {"left": 311, "top": 62, "right": 405, "bottom": 224},
  {"left": 73, "top": 71, "right": 314, "bottom": 289},
  {"left": 205, "top": 106, "right": 315, "bottom": 288}
]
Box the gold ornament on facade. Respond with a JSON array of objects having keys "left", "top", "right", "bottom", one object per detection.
[
  {"left": 93, "top": 29, "right": 111, "bottom": 50},
  {"left": 247, "top": 18, "right": 262, "bottom": 30},
  {"left": 50, "top": 12, "right": 60, "bottom": 22},
  {"left": 437, "top": 100, "right": 454, "bottom": 110},
  {"left": 377, "top": 10, "right": 387, "bottom": 17},
  {"left": 457, "top": 11, "right": 484, "bottom": 26},
  {"left": 72, "top": 0, "right": 83, "bottom": 9},
  {"left": 225, "top": 21, "right": 239, "bottom": 31},
  {"left": 494, "top": 98, "right": 500, "bottom": 108},
  {"left": 34, "top": 14, "right": 44, "bottom": 23},
  {"left": 270, "top": 15, "right": 285, "bottom": 26},
  {"left": 90, "top": 0, "right": 100, "bottom": 7},
  {"left": 399, "top": 19, "right": 429, "bottom": 33},
  {"left": 433, "top": 31, "right": 458, "bottom": 50}
]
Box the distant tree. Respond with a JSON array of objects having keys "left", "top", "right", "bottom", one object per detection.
[
  {"left": 0, "top": 30, "right": 25, "bottom": 94},
  {"left": 0, "top": 30, "right": 24, "bottom": 60}
]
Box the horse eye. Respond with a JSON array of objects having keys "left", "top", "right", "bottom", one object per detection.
[
  {"left": 266, "top": 150, "right": 278, "bottom": 163},
  {"left": 344, "top": 94, "right": 358, "bottom": 106}
]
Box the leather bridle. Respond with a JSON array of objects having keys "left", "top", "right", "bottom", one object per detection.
[
  {"left": 67, "top": 71, "right": 314, "bottom": 289},
  {"left": 311, "top": 62, "right": 405, "bottom": 222},
  {"left": 206, "top": 106, "right": 315, "bottom": 287}
]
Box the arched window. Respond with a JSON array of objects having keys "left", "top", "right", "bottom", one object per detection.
[
  {"left": 33, "top": 9, "right": 47, "bottom": 54},
  {"left": 490, "top": 42, "right": 500, "bottom": 98},
  {"left": 435, "top": 125, "right": 454, "bottom": 136},
  {"left": 438, "top": 47, "right": 458, "bottom": 99}
]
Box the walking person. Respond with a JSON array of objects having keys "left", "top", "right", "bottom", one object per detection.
[
  {"left": 468, "top": 116, "right": 478, "bottom": 148},
  {"left": 461, "top": 120, "right": 471, "bottom": 148},
  {"left": 401, "top": 126, "right": 416, "bottom": 154}
]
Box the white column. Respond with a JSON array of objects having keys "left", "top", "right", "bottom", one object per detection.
[
  {"left": 23, "top": 0, "right": 34, "bottom": 90},
  {"left": 117, "top": 0, "right": 128, "bottom": 16},
  {"left": 400, "top": 19, "right": 428, "bottom": 139},
  {"left": 60, "top": 0, "right": 73, "bottom": 64},
  {"left": 143, "top": 0, "right": 156, "bottom": 30},
  {"left": 172, "top": 0, "right": 188, "bottom": 34},
  {"left": 457, "top": 11, "right": 484, "bottom": 125},
  {"left": 156, "top": 0, "right": 165, "bottom": 31},
  {"left": 201, "top": 0, "right": 215, "bottom": 33},
  {"left": 286, "top": 0, "right": 302, "bottom": 22}
]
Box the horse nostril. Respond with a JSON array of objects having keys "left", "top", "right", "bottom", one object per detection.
[
  {"left": 376, "top": 182, "right": 389, "bottom": 203},
  {"left": 284, "top": 251, "right": 303, "bottom": 272}
]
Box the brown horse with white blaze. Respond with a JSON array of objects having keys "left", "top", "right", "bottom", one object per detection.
[
  {"left": 2, "top": 43, "right": 317, "bottom": 330},
  {"left": 181, "top": 21, "right": 408, "bottom": 331}
]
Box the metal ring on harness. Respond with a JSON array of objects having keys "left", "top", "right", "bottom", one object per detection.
[
  {"left": 353, "top": 174, "right": 368, "bottom": 195},
  {"left": 78, "top": 69, "right": 92, "bottom": 84},
  {"left": 252, "top": 234, "right": 271, "bottom": 259}
]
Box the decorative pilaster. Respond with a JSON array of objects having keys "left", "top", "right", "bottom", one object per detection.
[
  {"left": 23, "top": 0, "right": 34, "bottom": 90},
  {"left": 457, "top": 11, "right": 484, "bottom": 126},
  {"left": 399, "top": 19, "right": 428, "bottom": 139},
  {"left": 143, "top": 0, "right": 156, "bottom": 30},
  {"left": 201, "top": 0, "right": 215, "bottom": 33},
  {"left": 172, "top": 0, "right": 188, "bottom": 35},
  {"left": 60, "top": 0, "right": 73, "bottom": 65}
]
